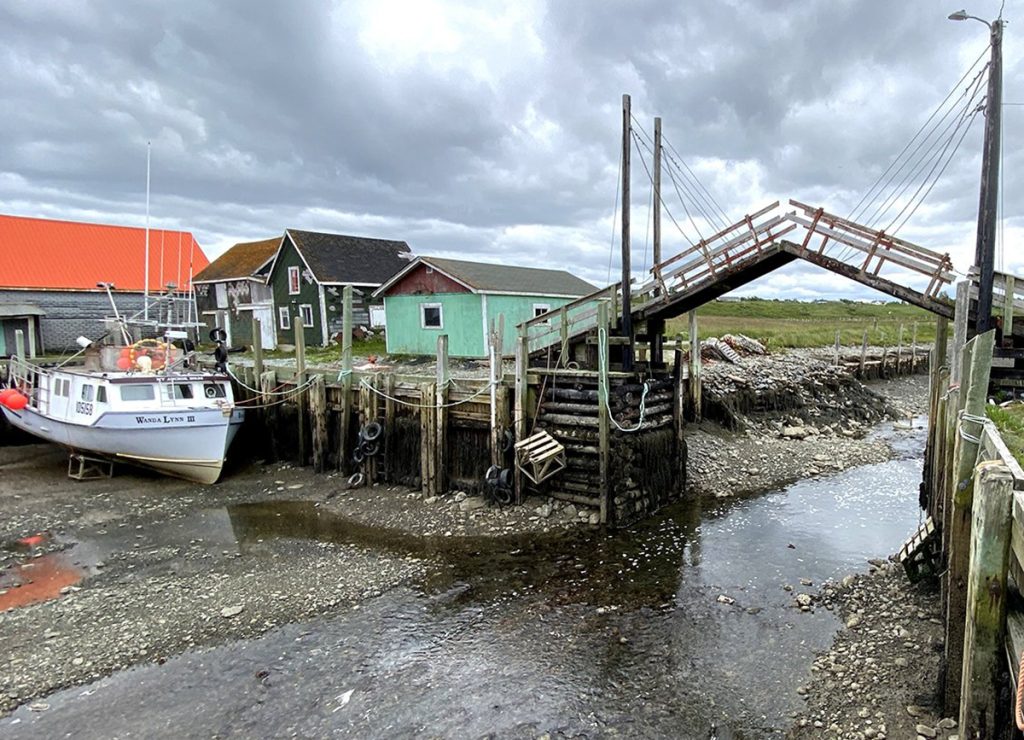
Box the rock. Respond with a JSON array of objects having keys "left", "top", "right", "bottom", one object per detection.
[
  {"left": 915, "top": 724, "right": 937, "bottom": 738},
  {"left": 782, "top": 426, "right": 810, "bottom": 439},
  {"left": 29, "top": 702, "right": 49, "bottom": 712},
  {"left": 452, "top": 491, "right": 468, "bottom": 503},
  {"left": 795, "top": 593, "right": 813, "bottom": 608},
  {"left": 845, "top": 614, "right": 862, "bottom": 629},
  {"left": 716, "top": 594, "right": 735, "bottom": 605},
  {"left": 799, "top": 577, "right": 813, "bottom": 586},
  {"left": 220, "top": 605, "right": 244, "bottom": 619},
  {"left": 71, "top": 657, "right": 84, "bottom": 666},
  {"left": 423, "top": 496, "right": 438, "bottom": 505},
  {"left": 937, "top": 718, "right": 957, "bottom": 730},
  {"left": 459, "top": 498, "right": 486, "bottom": 513},
  {"left": 534, "top": 504, "right": 552, "bottom": 518},
  {"left": 587, "top": 513, "right": 600, "bottom": 526},
  {"left": 286, "top": 483, "right": 304, "bottom": 490},
  {"left": 906, "top": 705, "right": 927, "bottom": 718}
]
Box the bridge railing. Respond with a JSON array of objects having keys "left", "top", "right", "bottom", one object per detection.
[
  {"left": 521, "top": 284, "right": 620, "bottom": 357},
  {"left": 787, "top": 199, "right": 956, "bottom": 298}
]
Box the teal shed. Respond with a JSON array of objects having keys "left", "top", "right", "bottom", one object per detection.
[{"left": 373, "top": 257, "right": 596, "bottom": 358}]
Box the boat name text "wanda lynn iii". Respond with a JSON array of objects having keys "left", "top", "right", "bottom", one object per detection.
[{"left": 134, "top": 415, "right": 197, "bottom": 425}]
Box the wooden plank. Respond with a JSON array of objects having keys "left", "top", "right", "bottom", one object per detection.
[
  {"left": 688, "top": 311, "right": 701, "bottom": 421},
  {"left": 338, "top": 286, "right": 354, "bottom": 474},
  {"left": 260, "top": 370, "right": 279, "bottom": 462},
  {"left": 514, "top": 328, "right": 528, "bottom": 503},
  {"left": 959, "top": 461, "right": 1014, "bottom": 737},
  {"left": 384, "top": 373, "right": 395, "bottom": 483},
  {"left": 951, "top": 281, "right": 970, "bottom": 385},
  {"left": 420, "top": 382, "right": 435, "bottom": 496},
  {"left": 859, "top": 328, "right": 869, "bottom": 377},
  {"left": 252, "top": 316, "right": 264, "bottom": 379},
  {"left": 1004, "top": 275, "right": 1016, "bottom": 336}
]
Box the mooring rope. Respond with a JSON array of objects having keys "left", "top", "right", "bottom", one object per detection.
[
  {"left": 597, "top": 327, "right": 649, "bottom": 433},
  {"left": 228, "top": 368, "right": 317, "bottom": 397},
  {"left": 957, "top": 410, "right": 988, "bottom": 445},
  {"left": 358, "top": 377, "right": 494, "bottom": 410},
  {"left": 1016, "top": 654, "right": 1024, "bottom": 730}
]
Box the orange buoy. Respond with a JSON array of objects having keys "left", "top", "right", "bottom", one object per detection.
[
  {"left": 6, "top": 393, "right": 28, "bottom": 410},
  {"left": 116, "top": 357, "right": 131, "bottom": 370},
  {"left": 0, "top": 388, "right": 16, "bottom": 405}
]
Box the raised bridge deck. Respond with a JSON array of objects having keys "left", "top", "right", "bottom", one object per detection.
[{"left": 523, "top": 199, "right": 956, "bottom": 357}]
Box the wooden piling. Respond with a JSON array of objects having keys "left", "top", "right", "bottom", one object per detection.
[
  {"left": 252, "top": 316, "right": 264, "bottom": 379},
  {"left": 435, "top": 335, "right": 449, "bottom": 495},
  {"left": 911, "top": 321, "right": 918, "bottom": 372},
  {"left": 310, "top": 375, "right": 328, "bottom": 473},
  {"left": 489, "top": 317, "right": 505, "bottom": 468},
  {"left": 951, "top": 281, "right": 970, "bottom": 385},
  {"left": 420, "top": 381, "right": 436, "bottom": 495},
  {"left": 338, "top": 286, "right": 353, "bottom": 473},
  {"left": 859, "top": 328, "right": 869, "bottom": 378},
  {"left": 293, "top": 310, "right": 307, "bottom": 465},
  {"left": 597, "top": 300, "right": 611, "bottom": 525},
  {"left": 383, "top": 373, "right": 396, "bottom": 482},
  {"left": 833, "top": 329, "right": 841, "bottom": 366},
  {"left": 944, "top": 330, "right": 996, "bottom": 714},
  {"left": 688, "top": 311, "right": 701, "bottom": 421},
  {"left": 896, "top": 323, "right": 904, "bottom": 374},
  {"left": 958, "top": 461, "right": 1014, "bottom": 737},
  {"left": 514, "top": 327, "right": 528, "bottom": 503},
  {"left": 260, "top": 370, "right": 279, "bottom": 461}
]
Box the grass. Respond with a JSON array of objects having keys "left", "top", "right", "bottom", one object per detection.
[
  {"left": 664, "top": 298, "right": 937, "bottom": 350},
  {"left": 986, "top": 404, "right": 1024, "bottom": 469}
]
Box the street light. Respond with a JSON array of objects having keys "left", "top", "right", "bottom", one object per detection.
[{"left": 949, "top": 8, "right": 1003, "bottom": 334}]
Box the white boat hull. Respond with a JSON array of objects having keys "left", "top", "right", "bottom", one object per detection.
[{"left": 1, "top": 405, "right": 245, "bottom": 485}]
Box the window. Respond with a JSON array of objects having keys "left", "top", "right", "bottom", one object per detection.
[
  {"left": 279, "top": 307, "right": 291, "bottom": 330},
  {"left": 81, "top": 385, "right": 95, "bottom": 402},
  {"left": 533, "top": 303, "right": 551, "bottom": 318},
  {"left": 300, "top": 304, "right": 314, "bottom": 327},
  {"left": 215, "top": 283, "right": 228, "bottom": 309},
  {"left": 96, "top": 386, "right": 107, "bottom": 403},
  {"left": 164, "top": 384, "right": 194, "bottom": 400},
  {"left": 120, "top": 385, "right": 156, "bottom": 402},
  {"left": 203, "top": 383, "right": 227, "bottom": 399},
  {"left": 421, "top": 303, "right": 443, "bottom": 329},
  {"left": 288, "top": 266, "right": 301, "bottom": 295},
  {"left": 53, "top": 379, "right": 68, "bottom": 398}
]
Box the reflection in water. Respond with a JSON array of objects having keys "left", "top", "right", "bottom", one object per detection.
[
  {"left": 6, "top": 420, "right": 927, "bottom": 739},
  {"left": 0, "top": 553, "right": 83, "bottom": 612}
]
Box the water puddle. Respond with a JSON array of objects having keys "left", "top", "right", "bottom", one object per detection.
[{"left": 5, "top": 418, "right": 928, "bottom": 738}]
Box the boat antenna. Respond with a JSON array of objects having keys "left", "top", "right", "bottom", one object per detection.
[{"left": 144, "top": 140, "right": 151, "bottom": 322}]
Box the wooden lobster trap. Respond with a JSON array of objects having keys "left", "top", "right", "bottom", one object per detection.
[{"left": 514, "top": 430, "right": 567, "bottom": 486}]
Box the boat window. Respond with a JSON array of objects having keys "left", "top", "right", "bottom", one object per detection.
[
  {"left": 96, "top": 386, "right": 107, "bottom": 403},
  {"left": 53, "top": 379, "right": 67, "bottom": 398},
  {"left": 81, "top": 385, "right": 95, "bottom": 402},
  {"left": 203, "top": 383, "right": 226, "bottom": 399},
  {"left": 62, "top": 380, "right": 71, "bottom": 397},
  {"left": 120, "top": 385, "right": 156, "bottom": 402},
  {"left": 165, "top": 384, "right": 194, "bottom": 400}
]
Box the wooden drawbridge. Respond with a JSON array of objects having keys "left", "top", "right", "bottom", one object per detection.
[{"left": 522, "top": 199, "right": 956, "bottom": 359}]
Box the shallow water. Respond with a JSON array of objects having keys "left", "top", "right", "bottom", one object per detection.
[{"left": 4, "top": 417, "right": 927, "bottom": 739}]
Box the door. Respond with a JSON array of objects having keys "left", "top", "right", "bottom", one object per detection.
[{"left": 254, "top": 306, "right": 276, "bottom": 350}]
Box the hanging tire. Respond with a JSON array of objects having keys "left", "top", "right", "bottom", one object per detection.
[
  {"left": 209, "top": 327, "right": 227, "bottom": 343},
  {"left": 361, "top": 440, "right": 380, "bottom": 457},
  {"left": 500, "top": 429, "right": 514, "bottom": 453},
  {"left": 484, "top": 465, "right": 501, "bottom": 484},
  {"left": 498, "top": 468, "right": 513, "bottom": 489},
  {"left": 352, "top": 447, "right": 365, "bottom": 463},
  {"left": 347, "top": 472, "right": 365, "bottom": 488},
  {"left": 360, "top": 420, "right": 383, "bottom": 442}
]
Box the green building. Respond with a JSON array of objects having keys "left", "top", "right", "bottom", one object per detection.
[
  {"left": 264, "top": 229, "right": 414, "bottom": 347},
  {"left": 373, "top": 257, "right": 596, "bottom": 358}
]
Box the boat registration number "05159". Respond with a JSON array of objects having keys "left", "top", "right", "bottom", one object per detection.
[{"left": 76, "top": 401, "right": 93, "bottom": 415}]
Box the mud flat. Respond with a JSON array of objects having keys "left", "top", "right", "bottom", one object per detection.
[{"left": 0, "top": 352, "right": 932, "bottom": 725}]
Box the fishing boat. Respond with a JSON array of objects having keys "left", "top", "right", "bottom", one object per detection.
[{"left": 0, "top": 334, "right": 245, "bottom": 484}]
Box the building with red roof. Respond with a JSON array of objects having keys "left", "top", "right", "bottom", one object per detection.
[{"left": 0, "top": 214, "right": 210, "bottom": 353}]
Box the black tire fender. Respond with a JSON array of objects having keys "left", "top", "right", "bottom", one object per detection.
[{"left": 361, "top": 420, "right": 383, "bottom": 442}]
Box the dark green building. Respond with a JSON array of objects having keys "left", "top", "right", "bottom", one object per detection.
[{"left": 265, "top": 229, "right": 414, "bottom": 347}]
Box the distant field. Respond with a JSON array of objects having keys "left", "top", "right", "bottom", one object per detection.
[{"left": 664, "top": 298, "right": 937, "bottom": 350}]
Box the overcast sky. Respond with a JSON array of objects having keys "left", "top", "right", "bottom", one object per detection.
[{"left": 1, "top": 0, "right": 1020, "bottom": 300}]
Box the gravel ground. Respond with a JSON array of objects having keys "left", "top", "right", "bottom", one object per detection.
[
  {"left": 0, "top": 352, "right": 936, "bottom": 721},
  {"left": 787, "top": 563, "right": 952, "bottom": 740}
]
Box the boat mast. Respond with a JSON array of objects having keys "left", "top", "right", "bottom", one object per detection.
[{"left": 144, "top": 140, "right": 151, "bottom": 322}]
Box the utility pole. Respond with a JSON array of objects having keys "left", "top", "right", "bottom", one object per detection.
[
  {"left": 972, "top": 18, "right": 1003, "bottom": 333},
  {"left": 144, "top": 141, "right": 151, "bottom": 322},
  {"left": 651, "top": 116, "right": 664, "bottom": 366},
  {"left": 621, "top": 94, "right": 634, "bottom": 371}
]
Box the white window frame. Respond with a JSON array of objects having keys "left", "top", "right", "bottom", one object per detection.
[
  {"left": 279, "top": 306, "right": 291, "bottom": 330},
  {"left": 299, "top": 304, "right": 314, "bottom": 327},
  {"left": 288, "top": 266, "right": 301, "bottom": 295},
  {"left": 420, "top": 302, "right": 443, "bottom": 329},
  {"left": 532, "top": 303, "right": 551, "bottom": 318},
  {"left": 215, "top": 283, "right": 229, "bottom": 308}
]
